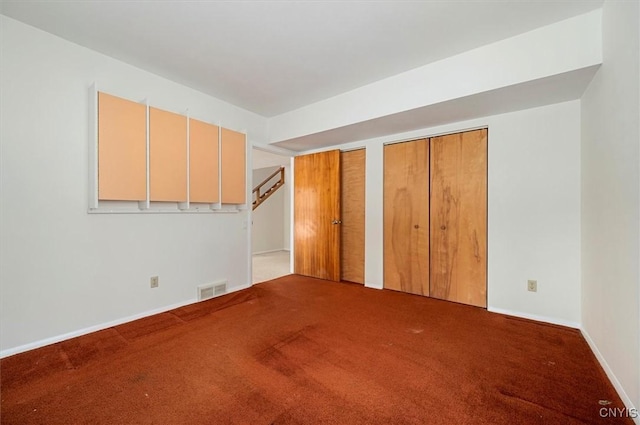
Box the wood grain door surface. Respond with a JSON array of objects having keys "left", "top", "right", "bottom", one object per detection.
[
  {"left": 430, "top": 129, "right": 487, "bottom": 307},
  {"left": 383, "top": 139, "right": 430, "bottom": 296},
  {"left": 340, "top": 149, "right": 366, "bottom": 284},
  {"left": 294, "top": 150, "right": 341, "bottom": 281}
]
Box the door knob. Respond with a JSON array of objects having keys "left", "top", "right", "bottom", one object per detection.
[{"left": 332, "top": 219, "right": 342, "bottom": 224}]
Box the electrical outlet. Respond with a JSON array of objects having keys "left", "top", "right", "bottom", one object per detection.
[
  {"left": 150, "top": 276, "right": 159, "bottom": 288},
  {"left": 527, "top": 279, "right": 537, "bottom": 292}
]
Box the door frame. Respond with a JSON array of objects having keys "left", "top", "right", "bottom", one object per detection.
[{"left": 249, "top": 143, "right": 295, "bottom": 285}]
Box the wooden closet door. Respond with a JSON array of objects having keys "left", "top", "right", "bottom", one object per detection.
[
  {"left": 383, "top": 140, "right": 429, "bottom": 296},
  {"left": 341, "top": 149, "right": 365, "bottom": 284},
  {"left": 294, "top": 150, "right": 341, "bottom": 281},
  {"left": 430, "top": 129, "right": 487, "bottom": 308}
]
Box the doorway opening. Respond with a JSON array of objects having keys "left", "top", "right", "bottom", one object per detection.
[{"left": 251, "top": 148, "right": 292, "bottom": 284}]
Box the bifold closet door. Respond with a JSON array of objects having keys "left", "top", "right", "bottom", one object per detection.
[
  {"left": 294, "top": 150, "right": 341, "bottom": 282},
  {"left": 430, "top": 129, "right": 487, "bottom": 308},
  {"left": 340, "top": 149, "right": 365, "bottom": 284},
  {"left": 383, "top": 139, "right": 429, "bottom": 296}
]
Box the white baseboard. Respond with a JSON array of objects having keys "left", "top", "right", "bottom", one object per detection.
[
  {"left": 252, "top": 248, "right": 290, "bottom": 255},
  {"left": 487, "top": 307, "right": 580, "bottom": 329},
  {"left": 233, "top": 282, "right": 253, "bottom": 292},
  {"left": 581, "top": 328, "right": 639, "bottom": 424},
  {"left": 364, "top": 282, "right": 383, "bottom": 290},
  {"left": 0, "top": 284, "right": 254, "bottom": 359},
  {"left": 488, "top": 308, "right": 637, "bottom": 423}
]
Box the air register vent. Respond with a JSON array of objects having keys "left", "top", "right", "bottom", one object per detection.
[
  {"left": 197, "top": 280, "right": 227, "bottom": 301},
  {"left": 214, "top": 283, "right": 227, "bottom": 296},
  {"left": 199, "top": 286, "right": 214, "bottom": 300}
]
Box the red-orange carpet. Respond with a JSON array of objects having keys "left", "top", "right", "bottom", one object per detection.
[{"left": 0, "top": 275, "right": 632, "bottom": 424}]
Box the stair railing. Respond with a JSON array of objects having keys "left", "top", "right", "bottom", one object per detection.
[{"left": 253, "top": 166, "right": 285, "bottom": 210}]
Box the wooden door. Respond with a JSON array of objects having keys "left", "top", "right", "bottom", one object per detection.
[
  {"left": 341, "top": 149, "right": 365, "bottom": 284},
  {"left": 383, "top": 140, "right": 429, "bottom": 296},
  {"left": 294, "top": 150, "right": 341, "bottom": 281},
  {"left": 430, "top": 129, "right": 487, "bottom": 307}
]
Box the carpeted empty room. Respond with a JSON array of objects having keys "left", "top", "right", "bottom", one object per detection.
[
  {"left": 0, "top": 276, "right": 631, "bottom": 424},
  {"left": 2, "top": 1, "right": 639, "bottom": 424}
]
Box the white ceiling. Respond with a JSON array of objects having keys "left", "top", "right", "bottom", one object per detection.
[{"left": 1, "top": 0, "right": 603, "bottom": 117}]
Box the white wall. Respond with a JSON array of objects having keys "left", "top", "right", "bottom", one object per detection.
[
  {"left": 0, "top": 16, "right": 269, "bottom": 355},
  {"left": 252, "top": 167, "right": 286, "bottom": 253},
  {"left": 302, "top": 100, "right": 582, "bottom": 327},
  {"left": 581, "top": 0, "right": 640, "bottom": 412}
]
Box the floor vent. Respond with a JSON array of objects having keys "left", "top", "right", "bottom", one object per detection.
[{"left": 198, "top": 281, "right": 227, "bottom": 301}]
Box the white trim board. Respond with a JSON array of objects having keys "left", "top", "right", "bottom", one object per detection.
[
  {"left": 252, "top": 142, "right": 296, "bottom": 157},
  {"left": 492, "top": 308, "right": 638, "bottom": 423},
  {"left": 581, "top": 328, "right": 640, "bottom": 425},
  {"left": 252, "top": 249, "right": 290, "bottom": 255},
  {"left": 488, "top": 307, "right": 580, "bottom": 329},
  {"left": 0, "top": 283, "right": 253, "bottom": 359},
  {"left": 364, "top": 282, "right": 384, "bottom": 290}
]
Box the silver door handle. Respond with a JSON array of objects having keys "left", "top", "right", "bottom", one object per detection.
[{"left": 332, "top": 219, "right": 342, "bottom": 224}]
